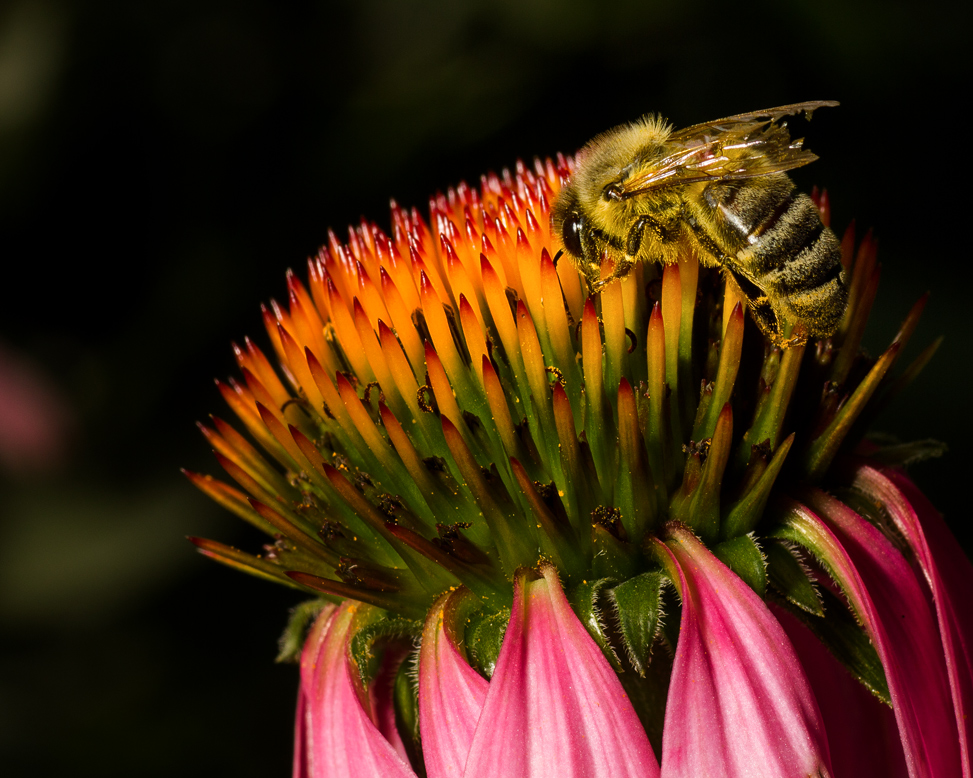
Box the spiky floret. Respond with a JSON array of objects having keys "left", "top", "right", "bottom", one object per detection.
[{"left": 187, "top": 160, "right": 935, "bottom": 697}]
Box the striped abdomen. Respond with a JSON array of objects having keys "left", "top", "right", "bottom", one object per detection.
[{"left": 707, "top": 175, "right": 847, "bottom": 337}]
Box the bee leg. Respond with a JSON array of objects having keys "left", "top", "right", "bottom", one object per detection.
[
  {"left": 584, "top": 217, "right": 657, "bottom": 290},
  {"left": 625, "top": 215, "right": 657, "bottom": 257},
  {"left": 725, "top": 268, "right": 796, "bottom": 346},
  {"left": 748, "top": 298, "right": 807, "bottom": 348},
  {"left": 626, "top": 214, "right": 681, "bottom": 254},
  {"left": 747, "top": 297, "right": 782, "bottom": 340},
  {"left": 591, "top": 255, "right": 636, "bottom": 292},
  {"left": 780, "top": 331, "right": 808, "bottom": 348},
  {"left": 591, "top": 215, "right": 677, "bottom": 292}
]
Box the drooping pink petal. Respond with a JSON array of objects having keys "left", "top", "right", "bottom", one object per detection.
[
  {"left": 462, "top": 564, "right": 660, "bottom": 778},
  {"left": 299, "top": 601, "right": 418, "bottom": 778},
  {"left": 419, "top": 589, "right": 490, "bottom": 778},
  {"left": 773, "top": 604, "right": 908, "bottom": 778},
  {"left": 651, "top": 524, "right": 832, "bottom": 778},
  {"left": 293, "top": 687, "right": 309, "bottom": 778},
  {"left": 851, "top": 464, "right": 973, "bottom": 777},
  {"left": 784, "top": 490, "right": 962, "bottom": 778},
  {"left": 296, "top": 604, "right": 333, "bottom": 778},
  {"left": 370, "top": 643, "right": 413, "bottom": 765}
]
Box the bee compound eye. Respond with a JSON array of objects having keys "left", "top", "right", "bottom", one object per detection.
[
  {"left": 603, "top": 183, "right": 624, "bottom": 201},
  {"left": 562, "top": 212, "right": 584, "bottom": 257}
]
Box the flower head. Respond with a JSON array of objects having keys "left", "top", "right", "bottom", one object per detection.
[{"left": 187, "top": 154, "right": 971, "bottom": 777}]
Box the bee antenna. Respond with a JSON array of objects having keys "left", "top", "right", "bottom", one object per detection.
[{"left": 547, "top": 248, "right": 572, "bottom": 310}]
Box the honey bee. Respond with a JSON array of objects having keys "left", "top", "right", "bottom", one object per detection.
[{"left": 551, "top": 101, "right": 847, "bottom": 344}]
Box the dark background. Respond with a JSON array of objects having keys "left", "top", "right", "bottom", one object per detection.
[{"left": 1, "top": 1, "right": 969, "bottom": 774}]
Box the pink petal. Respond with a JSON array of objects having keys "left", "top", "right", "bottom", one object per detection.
[
  {"left": 774, "top": 604, "right": 908, "bottom": 778},
  {"left": 785, "top": 490, "right": 962, "bottom": 778},
  {"left": 370, "top": 643, "right": 413, "bottom": 764},
  {"left": 293, "top": 687, "right": 309, "bottom": 778},
  {"left": 652, "top": 524, "right": 832, "bottom": 778},
  {"left": 851, "top": 464, "right": 973, "bottom": 777},
  {"left": 419, "top": 589, "right": 490, "bottom": 778},
  {"left": 462, "top": 564, "right": 660, "bottom": 778},
  {"left": 299, "top": 602, "right": 418, "bottom": 778}
]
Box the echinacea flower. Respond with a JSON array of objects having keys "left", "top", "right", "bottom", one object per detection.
[{"left": 186, "top": 153, "right": 971, "bottom": 777}]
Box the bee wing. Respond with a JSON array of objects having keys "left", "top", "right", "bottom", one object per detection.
[
  {"left": 614, "top": 100, "right": 838, "bottom": 197},
  {"left": 675, "top": 100, "right": 839, "bottom": 137}
]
